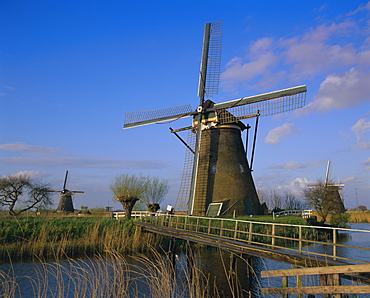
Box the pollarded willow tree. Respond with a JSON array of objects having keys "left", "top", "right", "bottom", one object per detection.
[
  {"left": 109, "top": 173, "right": 148, "bottom": 220},
  {"left": 0, "top": 174, "right": 53, "bottom": 216},
  {"left": 142, "top": 176, "right": 170, "bottom": 212}
]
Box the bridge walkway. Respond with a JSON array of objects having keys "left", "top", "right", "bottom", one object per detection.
[{"left": 132, "top": 214, "right": 370, "bottom": 285}]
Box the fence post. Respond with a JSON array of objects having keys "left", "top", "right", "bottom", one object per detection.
[
  {"left": 220, "top": 219, "right": 224, "bottom": 237},
  {"left": 234, "top": 220, "right": 238, "bottom": 240},
  {"left": 333, "top": 228, "right": 337, "bottom": 261},
  {"left": 248, "top": 222, "right": 253, "bottom": 243},
  {"left": 271, "top": 224, "right": 275, "bottom": 247},
  {"left": 208, "top": 219, "right": 212, "bottom": 235},
  {"left": 281, "top": 276, "right": 288, "bottom": 298},
  {"left": 196, "top": 217, "right": 200, "bottom": 232},
  {"left": 299, "top": 226, "right": 302, "bottom": 254}
]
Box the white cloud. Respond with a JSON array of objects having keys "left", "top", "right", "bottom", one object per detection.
[
  {"left": 2, "top": 170, "right": 50, "bottom": 180},
  {"left": 264, "top": 123, "right": 298, "bottom": 145},
  {"left": 351, "top": 112, "right": 370, "bottom": 150},
  {"left": 267, "top": 160, "right": 324, "bottom": 170},
  {"left": 220, "top": 4, "right": 370, "bottom": 111},
  {"left": 0, "top": 156, "right": 170, "bottom": 170},
  {"left": 221, "top": 52, "right": 277, "bottom": 84},
  {"left": 304, "top": 68, "right": 370, "bottom": 112},
  {"left": 283, "top": 22, "right": 357, "bottom": 77},
  {"left": 362, "top": 157, "right": 370, "bottom": 171},
  {"left": 277, "top": 177, "right": 313, "bottom": 197},
  {"left": 0, "top": 142, "right": 170, "bottom": 170},
  {"left": 0, "top": 143, "right": 63, "bottom": 155}
]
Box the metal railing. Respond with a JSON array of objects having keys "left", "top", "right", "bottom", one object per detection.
[
  {"left": 273, "top": 209, "right": 313, "bottom": 218},
  {"left": 113, "top": 211, "right": 168, "bottom": 219},
  {"left": 139, "top": 214, "right": 370, "bottom": 264}
]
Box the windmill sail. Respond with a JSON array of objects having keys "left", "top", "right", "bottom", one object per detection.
[
  {"left": 188, "top": 21, "right": 224, "bottom": 215},
  {"left": 198, "top": 20, "right": 223, "bottom": 99},
  {"left": 174, "top": 131, "right": 196, "bottom": 213},
  {"left": 122, "top": 22, "right": 307, "bottom": 217},
  {"left": 123, "top": 104, "right": 193, "bottom": 129}
]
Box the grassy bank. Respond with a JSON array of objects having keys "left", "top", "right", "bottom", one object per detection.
[
  {"left": 0, "top": 216, "right": 163, "bottom": 262},
  {"left": 346, "top": 211, "right": 370, "bottom": 223}
]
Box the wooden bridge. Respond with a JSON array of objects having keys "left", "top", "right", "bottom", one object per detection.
[{"left": 131, "top": 214, "right": 370, "bottom": 296}]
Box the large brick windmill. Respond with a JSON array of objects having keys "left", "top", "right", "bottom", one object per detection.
[{"left": 123, "top": 21, "right": 307, "bottom": 216}]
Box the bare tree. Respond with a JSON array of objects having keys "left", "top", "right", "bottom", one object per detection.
[
  {"left": 284, "top": 192, "right": 306, "bottom": 210},
  {"left": 303, "top": 180, "right": 345, "bottom": 223},
  {"left": 0, "top": 174, "right": 53, "bottom": 216},
  {"left": 358, "top": 205, "right": 367, "bottom": 212},
  {"left": 142, "top": 176, "right": 169, "bottom": 212},
  {"left": 109, "top": 174, "right": 147, "bottom": 220}
]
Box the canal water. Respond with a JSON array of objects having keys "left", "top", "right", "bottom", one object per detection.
[{"left": 1, "top": 223, "right": 369, "bottom": 297}]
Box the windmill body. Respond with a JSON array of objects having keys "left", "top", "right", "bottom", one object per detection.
[
  {"left": 56, "top": 194, "right": 75, "bottom": 212},
  {"left": 123, "top": 22, "right": 307, "bottom": 216},
  {"left": 52, "top": 171, "right": 84, "bottom": 212},
  {"left": 324, "top": 161, "right": 345, "bottom": 213}
]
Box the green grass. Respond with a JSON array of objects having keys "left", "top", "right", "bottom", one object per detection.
[
  {"left": 227, "top": 215, "right": 308, "bottom": 225},
  {"left": 0, "top": 216, "right": 163, "bottom": 262}
]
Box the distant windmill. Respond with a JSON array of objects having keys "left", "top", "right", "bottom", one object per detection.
[
  {"left": 123, "top": 21, "right": 307, "bottom": 216},
  {"left": 51, "top": 171, "right": 84, "bottom": 212},
  {"left": 308, "top": 161, "right": 345, "bottom": 213},
  {"left": 322, "top": 161, "right": 345, "bottom": 212}
]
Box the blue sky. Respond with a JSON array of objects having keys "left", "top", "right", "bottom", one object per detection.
[{"left": 1, "top": 0, "right": 369, "bottom": 211}]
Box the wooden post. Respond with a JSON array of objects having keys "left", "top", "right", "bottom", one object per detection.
[
  {"left": 294, "top": 266, "right": 303, "bottom": 298},
  {"left": 271, "top": 224, "right": 276, "bottom": 247},
  {"left": 196, "top": 217, "right": 200, "bottom": 232},
  {"left": 333, "top": 228, "right": 337, "bottom": 261},
  {"left": 208, "top": 218, "right": 212, "bottom": 234},
  {"left": 234, "top": 220, "right": 238, "bottom": 240},
  {"left": 248, "top": 222, "right": 253, "bottom": 243},
  {"left": 220, "top": 219, "right": 224, "bottom": 237},
  {"left": 282, "top": 276, "right": 289, "bottom": 298},
  {"left": 299, "top": 225, "right": 302, "bottom": 254}
]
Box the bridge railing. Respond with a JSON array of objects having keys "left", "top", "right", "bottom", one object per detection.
[
  {"left": 112, "top": 211, "right": 168, "bottom": 219},
  {"left": 273, "top": 209, "right": 313, "bottom": 218},
  {"left": 139, "top": 214, "right": 370, "bottom": 264}
]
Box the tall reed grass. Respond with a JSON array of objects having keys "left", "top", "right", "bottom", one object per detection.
[
  {"left": 347, "top": 211, "right": 370, "bottom": 223},
  {"left": 0, "top": 248, "right": 235, "bottom": 297},
  {"left": 0, "top": 217, "right": 163, "bottom": 262}
]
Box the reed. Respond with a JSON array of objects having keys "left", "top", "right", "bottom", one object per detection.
[
  {"left": 347, "top": 211, "right": 370, "bottom": 223},
  {"left": 0, "top": 249, "right": 228, "bottom": 297},
  {"left": 0, "top": 217, "right": 163, "bottom": 262}
]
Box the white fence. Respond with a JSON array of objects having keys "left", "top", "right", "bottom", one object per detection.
[
  {"left": 112, "top": 211, "right": 168, "bottom": 219},
  {"left": 273, "top": 209, "right": 313, "bottom": 219}
]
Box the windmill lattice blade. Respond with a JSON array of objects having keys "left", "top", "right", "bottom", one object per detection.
[
  {"left": 174, "top": 130, "right": 196, "bottom": 213},
  {"left": 204, "top": 21, "right": 222, "bottom": 98},
  {"left": 123, "top": 104, "right": 193, "bottom": 129},
  {"left": 198, "top": 21, "right": 223, "bottom": 99},
  {"left": 215, "top": 85, "right": 307, "bottom": 124},
  {"left": 63, "top": 171, "right": 68, "bottom": 190}
]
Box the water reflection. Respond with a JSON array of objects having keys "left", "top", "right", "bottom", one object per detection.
[{"left": 1, "top": 223, "right": 369, "bottom": 297}]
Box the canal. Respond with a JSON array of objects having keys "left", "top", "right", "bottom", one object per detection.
[{"left": 0, "top": 223, "right": 369, "bottom": 297}]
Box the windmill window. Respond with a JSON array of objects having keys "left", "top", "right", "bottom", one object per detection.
[
  {"left": 211, "top": 165, "right": 216, "bottom": 174},
  {"left": 206, "top": 203, "right": 223, "bottom": 217},
  {"left": 239, "top": 164, "right": 245, "bottom": 173}
]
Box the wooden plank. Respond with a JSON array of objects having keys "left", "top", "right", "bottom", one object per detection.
[
  {"left": 262, "top": 285, "right": 370, "bottom": 295},
  {"left": 262, "top": 264, "right": 370, "bottom": 277}
]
